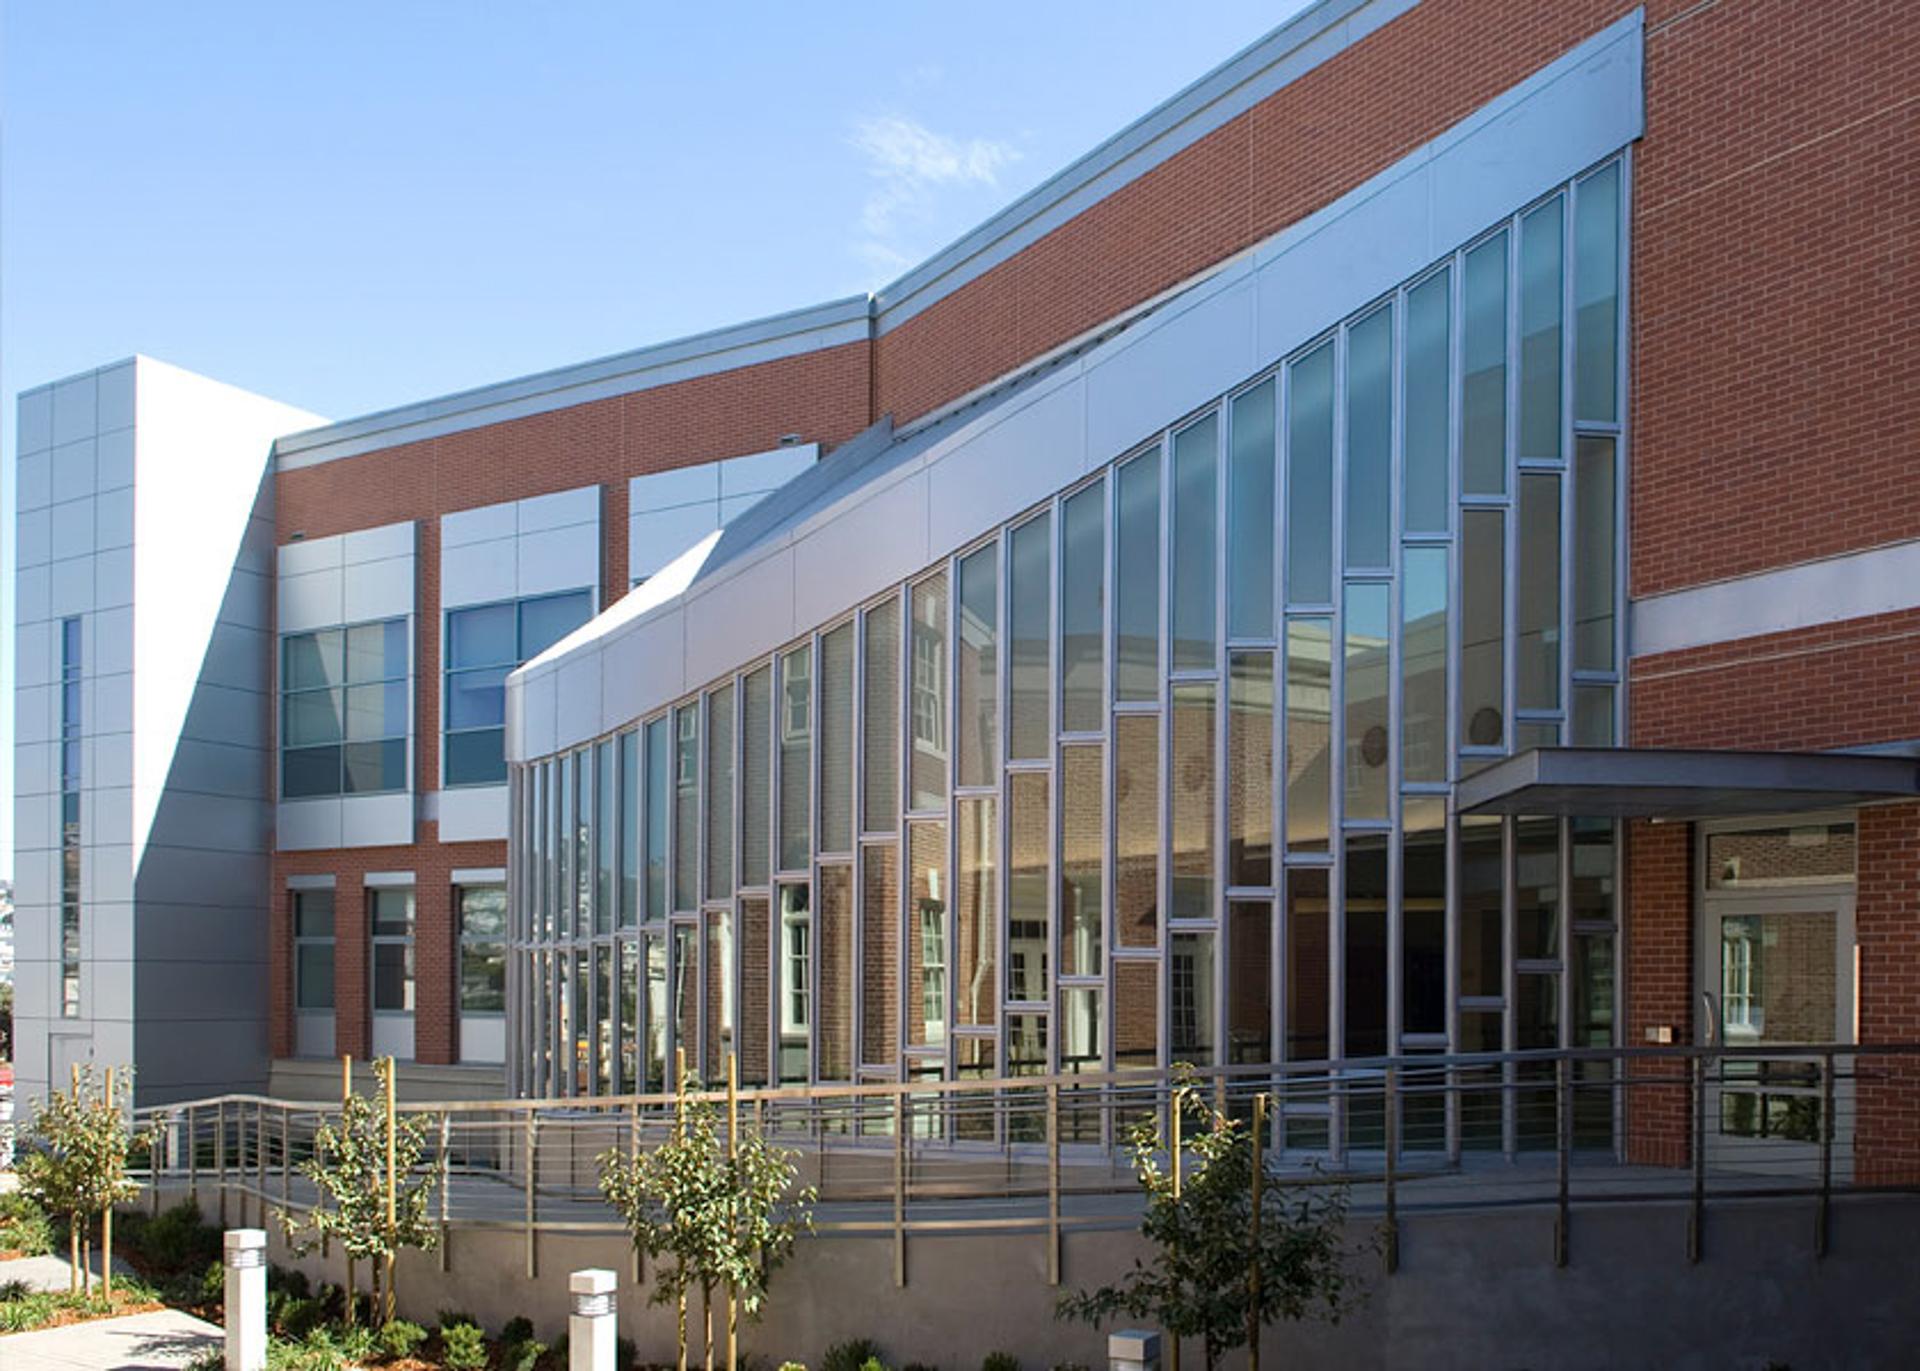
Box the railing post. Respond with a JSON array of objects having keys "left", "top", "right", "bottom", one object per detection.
[
  {"left": 629, "top": 1100, "right": 644, "bottom": 1283},
  {"left": 1689, "top": 1053, "right": 1707, "bottom": 1264},
  {"left": 187, "top": 1103, "right": 198, "bottom": 1207},
  {"left": 439, "top": 1112, "right": 452, "bottom": 1272},
  {"left": 525, "top": 1112, "right": 539, "bottom": 1280},
  {"left": 893, "top": 1090, "right": 907, "bottom": 1288},
  {"left": 1046, "top": 1081, "right": 1061, "bottom": 1287},
  {"left": 216, "top": 1099, "right": 228, "bottom": 1227},
  {"left": 282, "top": 1106, "right": 293, "bottom": 1214},
  {"left": 1248, "top": 1093, "right": 1265, "bottom": 1371},
  {"left": 224, "top": 1229, "right": 268, "bottom": 1371},
  {"left": 1818, "top": 1049, "right": 1835, "bottom": 1260},
  {"left": 1555, "top": 1056, "right": 1571, "bottom": 1269},
  {"left": 1383, "top": 1067, "right": 1399, "bottom": 1275}
]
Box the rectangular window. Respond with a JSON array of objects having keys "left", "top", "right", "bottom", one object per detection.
[
  {"left": 1228, "top": 901, "right": 1272, "bottom": 1063},
  {"left": 619, "top": 730, "right": 639, "bottom": 925},
  {"left": 1007, "top": 771, "right": 1050, "bottom": 1003},
  {"left": 861, "top": 845, "right": 899, "bottom": 1064},
  {"left": 1008, "top": 513, "right": 1051, "bottom": 759},
  {"left": 672, "top": 924, "right": 698, "bottom": 1079},
  {"left": 1228, "top": 652, "right": 1274, "bottom": 887},
  {"left": 1170, "top": 413, "right": 1218, "bottom": 671},
  {"left": 862, "top": 598, "right": 900, "bottom": 832},
  {"left": 820, "top": 625, "right": 855, "bottom": 849},
  {"left": 1059, "top": 746, "right": 1103, "bottom": 977},
  {"left": 1060, "top": 484, "right": 1106, "bottom": 733},
  {"left": 293, "top": 889, "right": 335, "bottom": 1012},
  {"left": 459, "top": 885, "right": 506, "bottom": 1013},
  {"left": 1345, "top": 306, "right": 1393, "bottom": 569},
  {"left": 1519, "top": 196, "right": 1564, "bottom": 462},
  {"left": 445, "top": 590, "right": 592, "bottom": 787},
  {"left": 596, "top": 739, "right": 616, "bottom": 932},
  {"left": 1344, "top": 584, "right": 1391, "bottom": 824},
  {"left": 1403, "top": 267, "right": 1451, "bottom": 533},
  {"left": 1460, "top": 509, "right": 1505, "bottom": 749},
  {"left": 1345, "top": 835, "right": 1389, "bottom": 1058},
  {"left": 1285, "top": 618, "right": 1333, "bottom": 855},
  {"left": 619, "top": 939, "right": 639, "bottom": 1091},
  {"left": 1228, "top": 380, "right": 1276, "bottom": 639},
  {"left": 674, "top": 706, "right": 700, "bottom": 907},
  {"left": 1517, "top": 474, "right": 1562, "bottom": 710},
  {"left": 1170, "top": 930, "right": 1216, "bottom": 1065},
  {"left": 1575, "top": 163, "right": 1621, "bottom": 423},
  {"left": 1572, "top": 684, "right": 1614, "bottom": 746},
  {"left": 1115, "top": 451, "right": 1161, "bottom": 701},
  {"left": 1114, "top": 713, "right": 1159, "bottom": 949},
  {"left": 956, "top": 797, "right": 997, "bottom": 1028},
  {"left": 908, "top": 822, "right": 948, "bottom": 1047},
  {"left": 1574, "top": 436, "right": 1617, "bottom": 673},
  {"left": 1458, "top": 818, "right": 1504, "bottom": 997},
  {"left": 742, "top": 666, "right": 773, "bottom": 884},
  {"left": 644, "top": 935, "right": 669, "bottom": 1092},
  {"left": 738, "top": 896, "right": 769, "bottom": 1087},
  {"left": 1286, "top": 344, "right": 1335, "bottom": 604},
  {"left": 370, "top": 887, "right": 415, "bottom": 1014},
  {"left": 1169, "top": 684, "right": 1215, "bottom": 920},
  {"left": 1401, "top": 546, "right": 1448, "bottom": 784},
  {"left": 282, "top": 617, "right": 408, "bottom": 798},
  {"left": 909, "top": 574, "right": 949, "bottom": 807},
  {"left": 706, "top": 686, "right": 735, "bottom": 896},
  {"left": 1114, "top": 960, "right": 1159, "bottom": 1071},
  {"left": 705, "top": 907, "right": 733, "bottom": 1082},
  {"left": 575, "top": 748, "right": 592, "bottom": 934},
  {"left": 644, "top": 717, "right": 669, "bottom": 920},
  {"left": 60, "top": 615, "right": 82, "bottom": 1018},
  {"left": 818, "top": 867, "right": 854, "bottom": 1081},
  {"left": 1516, "top": 818, "right": 1561, "bottom": 961},
  {"left": 956, "top": 546, "right": 998, "bottom": 787},
  {"left": 1402, "top": 806, "right": 1447, "bottom": 1037},
  {"left": 1462, "top": 231, "right": 1509, "bottom": 495},
  {"left": 778, "top": 646, "right": 811, "bottom": 871},
  {"left": 1285, "top": 868, "right": 1330, "bottom": 1062}
]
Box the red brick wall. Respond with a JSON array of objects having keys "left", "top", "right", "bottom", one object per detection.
[
  {"left": 1855, "top": 803, "right": 1920, "bottom": 1185},
  {"left": 1624, "top": 819, "right": 1692, "bottom": 1167}
]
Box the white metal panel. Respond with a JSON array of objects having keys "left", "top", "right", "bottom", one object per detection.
[
  {"left": 90, "top": 899, "right": 134, "bottom": 962},
  {"left": 517, "top": 524, "right": 599, "bottom": 599},
  {"left": 340, "top": 792, "right": 415, "bottom": 848},
  {"left": 554, "top": 653, "right": 602, "bottom": 751},
  {"left": 93, "top": 786, "right": 134, "bottom": 848},
  {"left": 92, "top": 731, "right": 133, "bottom": 790},
  {"left": 49, "top": 500, "right": 94, "bottom": 561},
  {"left": 94, "top": 672, "right": 135, "bottom": 739},
  {"left": 95, "top": 486, "right": 135, "bottom": 552},
  {"left": 16, "top": 620, "right": 50, "bottom": 688},
  {"left": 441, "top": 536, "right": 517, "bottom": 609},
  {"left": 438, "top": 784, "right": 510, "bottom": 843},
  {"left": 925, "top": 378, "right": 1086, "bottom": 557},
  {"left": 630, "top": 465, "right": 719, "bottom": 511},
  {"left": 277, "top": 532, "right": 345, "bottom": 578},
  {"left": 14, "top": 741, "right": 53, "bottom": 798},
  {"left": 718, "top": 492, "right": 771, "bottom": 523},
  {"left": 92, "top": 607, "right": 136, "bottom": 677},
  {"left": 1086, "top": 268, "right": 1257, "bottom": 463},
  {"left": 442, "top": 500, "right": 518, "bottom": 549},
  {"left": 519, "top": 667, "right": 559, "bottom": 762},
  {"left": 371, "top": 1016, "right": 415, "bottom": 1061},
  {"left": 14, "top": 790, "right": 52, "bottom": 850},
  {"left": 278, "top": 568, "right": 345, "bottom": 634},
  {"left": 49, "top": 557, "right": 94, "bottom": 617},
  {"left": 277, "top": 798, "right": 345, "bottom": 850},
  {"left": 680, "top": 549, "right": 795, "bottom": 693},
  {"left": 791, "top": 467, "right": 930, "bottom": 630},
  {"left": 720, "top": 444, "right": 816, "bottom": 498},
  {"left": 342, "top": 520, "right": 415, "bottom": 565},
  {"left": 295, "top": 1014, "right": 335, "bottom": 1058},
  {"left": 88, "top": 844, "right": 135, "bottom": 909},
  {"left": 16, "top": 564, "right": 50, "bottom": 625},
  {"left": 517, "top": 484, "right": 599, "bottom": 534},
  {"left": 95, "top": 547, "right": 135, "bottom": 610},
  {"left": 341, "top": 555, "right": 414, "bottom": 623},
  {"left": 459, "top": 1015, "right": 506, "bottom": 1064},
  {"left": 629, "top": 503, "right": 722, "bottom": 582}
]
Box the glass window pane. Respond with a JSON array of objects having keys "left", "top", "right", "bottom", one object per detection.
[
  {"left": 1463, "top": 231, "right": 1509, "bottom": 495},
  {"left": 1345, "top": 307, "right": 1393, "bottom": 570},
  {"left": 1115, "top": 960, "right": 1159, "bottom": 1071},
  {"left": 645, "top": 718, "right": 669, "bottom": 920},
  {"left": 1228, "top": 901, "right": 1272, "bottom": 1063},
  {"left": 1285, "top": 617, "right": 1332, "bottom": 854},
  {"left": 1458, "top": 818, "right": 1504, "bottom": 997},
  {"left": 705, "top": 908, "right": 733, "bottom": 1082},
  {"left": 1286, "top": 867, "right": 1330, "bottom": 1062},
  {"left": 296, "top": 943, "right": 335, "bottom": 1011},
  {"left": 445, "top": 729, "right": 505, "bottom": 786},
  {"left": 345, "top": 621, "right": 397, "bottom": 684},
  {"left": 1571, "top": 817, "right": 1614, "bottom": 925},
  {"left": 620, "top": 730, "right": 640, "bottom": 925},
  {"left": 1519, "top": 196, "right": 1564, "bottom": 462},
  {"left": 819, "top": 625, "right": 854, "bottom": 849},
  {"left": 956, "top": 797, "right": 997, "bottom": 1029},
  {"left": 1007, "top": 1012, "right": 1048, "bottom": 1077},
  {"left": 1404, "top": 268, "right": 1452, "bottom": 534},
  {"left": 1228, "top": 652, "right": 1273, "bottom": 888},
  {"left": 1572, "top": 684, "right": 1614, "bottom": 746},
  {"left": 1706, "top": 823, "right": 1855, "bottom": 890},
  {"left": 1343, "top": 583, "right": 1391, "bottom": 823},
  {"left": 1286, "top": 344, "right": 1334, "bottom": 604},
  {"left": 674, "top": 705, "right": 700, "bottom": 907},
  {"left": 1170, "top": 413, "right": 1218, "bottom": 670},
  {"left": 285, "top": 630, "right": 344, "bottom": 691},
  {"left": 1518, "top": 474, "right": 1562, "bottom": 710},
  {"left": 371, "top": 887, "right": 413, "bottom": 937},
  {"left": 575, "top": 749, "right": 594, "bottom": 932},
  {"left": 620, "top": 939, "right": 640, "bottom": 1091},
  {"left": 1007, "top": 771, "right": 1050, "bottom": 1003},
  {"left": 742, "top": 666, "right": 773, "bottom": 885},
  {"left": 461, "top": 884, "right": 507, "bottom": 938},
  {"left": 861, "top": 846, "right": 899, "bottom": 1064},
  {"left": 1228, "top": 380, "right": 1276, "bottom": 639},
  {"left": 1060, "top": 485, "right": 1106, "bottom": 733},
  {"left": 955, "top": 547, "right": 999, "bottom": 788},
  {"left": 909, "top": 575, "right": 949, "bottom": 809},
  {"left": 738, "top": 897, "right": 769, "bottom": 1086},
  {"left": 778, "top": 646, "right": 810, "bottom": 872},
  {"left": 519, "top": 589, "right": 594, "bottom": 661},
  {"left": 344, "top": 739, "right": 406, "bottom": 794},
  {"left": 1169, "top": 683, "right": 1215, "bottom": 920},
  {"left": 777, "top": 883, "right": 811, "bottom": 1084},
  {"left": 1574, "top": 436, "right": 1616, "bottom": 673},
  {"left": 1170, "top": 930, "right": 1215, "bottom": 1064},
  {"left": 1575, "top": 163, "right": 1621, "bottom": 423},
  {"left": 862, "top": 598, "right": 901, "bottom": 832},
  {"left": 345, "top": 681, "right": 407, "bottom": 741},
  {"left": 282, "top": 745, "right": 342, "bottom": 799},
  {"left": 284, "top": 688, "right": 344, "bottom": 747},
  {"left": 705, "top": 687, "right": 734, "bottom": 899},
  {"left": 1460, "top": 509, "right": 1505, "bottom": 749},
  {"left": 446, "top": 667, "right": 506, "bottom": 731},
  {"left": 1402, "top": 546, "right": 1448, "bottom": 785},
  {"left": 1345, "top": 835, "right": 1389, "bottom": 1059},
  {"left": 373, "top": 942, "right": 414, "bottom": 1012},
  {"left": 1061, "top": 986, "right": 1102, "bottom": 1076},
  {"left": 1114, "top": 714, "right": 1159, "bottom": 950},
  {"left": 449, "top": 603, "right": 516, "bottom": 669},
  {"left": 1008, "top": 514, "right": 1051, "bottom": 760},
  {"left": 908, "top": 822, "right": 947, "bottom": 1048},
  {"left": 1115, "top": 452, "right": 1161, "bottom": 701},
  {"left": 644, "top": 936, "right": 669, "bottom": 1092},
  {"left": 1059, "top": 746, "right": 1103, "bottom": 978},
  {"left": 819, "top": 868, "right": 855, "bottom": 1080},
  {"left": 1516, "top": 972, "right": 1559, "bottom": 1050},
  {"left": 461, "top": 942, "right": 506, "bottom": 1013},
  {"left": 295, "top": 889, "right": 336, "bottom": 938},
  {"left": 672, "top": 924, "right": 698, "bottom": 1076},
  {"left": 1403, "top": 815, "right": 1447, "bottom": 1036}
]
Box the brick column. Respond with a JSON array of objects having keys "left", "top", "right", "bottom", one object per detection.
[
  {"left": 1855, "top": 802, "right": 1920, "bottom": 1185},
  {"left": 334, "top": 882, "right": 371, "bottom": 1061},
  {"left": 1624, "top": 819, "right": 1693, "bottom": 1167},
  {"left": 413, "top": 852, "right": 457, "bottom": 1066},
  {"left": 269, "top": 888, "right": 294, "bottom": 1059}
]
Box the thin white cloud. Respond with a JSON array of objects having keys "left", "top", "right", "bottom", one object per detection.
[{"left": 850, "top": 114, "right": 1019, "bottom": 282}]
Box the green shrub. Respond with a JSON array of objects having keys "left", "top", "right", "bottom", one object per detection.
[
  {"left": 503, "top": 1339, "right": 547, "bottom": 1371},
  {"left": 778, "top": 1362, "right": 808, "bottom": 1371},
  {"left": 618, "top": 1335, "right": 640, "bottom": 1370},
  {"left": 271, "top": 1266, "right": 313, "bottom": 1301},
  {"left": 337, "top": 1322, "right": 378, "bottom": 1364},
  {"left": 126, "top": 1201, "right": 222, "bottom": 1277},
  {"left": 437, "top": 1309, "right": 479, "bottom": 1332},
  {"left": 378, "top": 1319, "right": 428, "bottom": 1360},
  {"left": 823, "top": 1340, "right": 886, "bottom": 1371},
  {"left": 861, "top": 1359, "right": 888, "bottom": 1371},
  {"left": 441, "top": 1320, "right": 488, "bottom": 1370},
  {"left": 0, "top": 1194, "right": 55, "bottom": 1257},
  {"left": 502, "top": 1315, "right": 535, "bottom": 1345},
  {"left": 273, "top": 1295, "right": 330, "bottom": 1341},
  {"left": 982, "top": 1354, "right": 1021, "bottom": 1371}
]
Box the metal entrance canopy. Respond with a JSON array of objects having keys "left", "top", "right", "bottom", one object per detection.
[{"left": 1454, "top": 747, "right": 1920, "bottom": 819}]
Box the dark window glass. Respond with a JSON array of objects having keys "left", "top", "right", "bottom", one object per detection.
[
  {"left": 1403, "top": 809, "right": 1447, "bottom": 1036},
  {"left": 1345, "top": 835, "right": 1389, "bottom": 1058},
  {"left": 1060, "top": 485, "right": 1105, "bottom": 733},
  {"left": 1519, "top": 196, "right": 1564, "bottom": 462},
  {"left": 445, "top": 729, "right": 506, "bottom": 786},
  {"left": 519, "top": 590, "right": 593, "bottom": 660},
  {"left": 1574, "top": 436, "right": 1617, "bottom": 672},
  {"left": 1228, "top": 901, "right": 1272, "bottom": 1063},
  {"left": 1115, "top": 453, "right": 1161, "bottom": 701},
  {"left": 956, "top": 547, "right": 998, "bottom": 787},
  {"left": 1575, "top": 163, "right": 1621, "bottom": 423},
  {"left": 1458, "top": 819, "right": 1504, "bottom": 997},
  {"left": 1169, "top": 683, "right": 1215, "bottom": 920},
  {"left": 446, "top": 668, "right": 507, "bottom": 730},
  {"left": 1227, "top": 380, "right": 1276, "bottom": 639},
  {"left": 1403, "top": 268, "right": 1451, "bottom": 533},
  {"left": 1227, "top": 652, "right": 1273, "bottom": 887},
  {"left": 1284, "top": 617, "right": 1332, "bottom": 854},
  {"left": 344, "top": 739, "right": 407, "bottom": 793},
  {"left": 1008, "top": 514, "right": 1051, "bottom": 759},
  {"left": 1286, "top": 344, "right": 1334, "bottom": 604},
  {"left": 1170, "top": 413, "right": 1218, "bottom": 670},
  {"left": 1460, "top": 510, "right": 1505, "bottom": 750},
  {"left": 1517, "top": 474, "right": 1561, "bottom": 710},
  {"left": 1343, "top": 584, "right": 1391, "bottom": 823},
  {"left": 1462, "top": 231, "right": 1509, "bottom": 494},
  {"left": 1402, "top": 546, "right": 1448, "bottom": 785},
  {"left": 1345, "top": 308, "right": 1393, "bottom": 569},
  {"left": 282, "top": 746, "right": 343, "bottom": 798}
]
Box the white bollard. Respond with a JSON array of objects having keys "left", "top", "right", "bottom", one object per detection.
[
  {"left": 569, "top": 1268, "right": 617, "bottom": 1371},
  {"left": 1109, "top": 1329, "right": 1162, "bottom": 1371},
  {"left": 223, "top": 1229, "right": 268, "bottom": 1371}
]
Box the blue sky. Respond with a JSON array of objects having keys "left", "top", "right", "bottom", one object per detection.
[{"left": 0, "top": 0, "right": 1310, "bottom": 867}]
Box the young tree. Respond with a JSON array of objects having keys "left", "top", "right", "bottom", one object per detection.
[
  {"left": 279, "top": 1057, "right": 438, "bottom": 1327},
  {"left": 1057, "top": 1072, "right": 1369, "bottom": 1371},
  {"left": 598, "top": 1068, "right": 815, "bottom": 1371},
  {"left": 16, "top": 1064, "right": 145, "bottom": 1296}
]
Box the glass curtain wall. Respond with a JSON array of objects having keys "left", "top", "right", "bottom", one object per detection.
[{"left": 507, "top": 160, "right": 1628, "bottom": 1151}]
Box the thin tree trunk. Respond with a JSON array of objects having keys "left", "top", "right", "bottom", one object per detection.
[
  {"left": 703, "top": 1280, "right": 715, "bottom": 1371},
  {"left": 82, "top": 1227, "right": 91, "bottom": 1297},
  {"left": 70, "top": 1219, "right": 80, "bottom": 1294},
  {"left": 385, "top": 1251, "right": 397, "bottom": 1325},
  {"left": 676, "top": 1290, "right": 688, "bottom": 1371},
  {"left": 345, "top": 1256, "right": 357, "bottom": 1328}
]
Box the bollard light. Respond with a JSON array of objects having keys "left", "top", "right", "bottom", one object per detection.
[
  {"left": 569, "top": 1268, "right": 618, "bottom": 1371},
  {"left": 224, "top": 1229, "right": 268, "bottom": 1371},
  {"left": 1109, "top": 1329, "right": 1162, "bottom": 1371}
]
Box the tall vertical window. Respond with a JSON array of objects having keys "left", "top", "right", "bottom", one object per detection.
[
  {"left": 1059, "top": 746, "right": 1103, "bottom": 977},
  {"left": 1059, "top": 486, "right": 1105, "bottom": 733},
  {"left": 909, "top": 575, "right": 949, "bottom": 807},
  {"left": 1462, "top": 231, "right": 1509, "bottom": 495},
  {"left": 1345, "top": 307, "right": 1393, "bottom": 570},
  {"left": 1169, "top": 684, "right": 1215, "bottom": 918},
  {"left": 1114, "top": 452, "right": 1161, "bottom": 700},
  {"left": 1460, "top": 510, "right": 1506, "bottom": 749},
  {"left": 59, "top": 616, "right": 82, "bottom": 1018},
  {"left": 1008, "top": 513, "right": 1051, "bottom": 759},
  {"left": 619, "top": 730, "right": 639, "bottom": 924},
  {"left": 1286, "top": 344, "right": 1334, "bottom": 604},
  {"left": 1403, "top": 267, "right": 1452, "bottom": 534},
  {"left": 1114, "top": 714, "right": 1160, "bottom": 948},
  {"left": 779, "top": 646, "right": 811, "bottom": 871},
  {"left": 1171, "top": 930, "right": 1216, "bottom": 1064},
  {"left": 819, "top": 626, "right": 855, "bottom": 851},
  {"left": 1227, "top": 380, "right": 1276, "bottom": 639},
  {"left": 956, "top": 547, "right": 998, "bottom": 787},
  {"left": 862, "top": 598, "right": 901, "bottom": 832},
  {"left": 293, "top": 889, "right": 335, "bottom": 1012},
  {"left": 742, "top": 667, "right": 773, "bottom": 883},
  {"left": 1170, "top": 414, "right": 1218, "bottom": 670},
  {"left": 956, "top": 797, "right": 998, "bottom": 1028},
  {"left": 1008, "top": 771, "right": 1050, "bottom": 1003},
  {"left": 706, "top": 685, "right": 736, "bottom": 895},
  {"left": 644, "top": 718, "right": 669, "bottom": 920},
  {"left": 1575, "top": 164, "right": 1621, "bottom": 423},
  {"left": 459, "top": 886, "right": 507, "bottom": 1013},
  {"left": 674, "top": 707, "right": 700, "bottom": 907},
  {"left": 1574, "top": 437, "right": 1618, "bottom": 673},
  {"left": 371, "top": 888, "right": 416, "bottom": 1014},
  {"left": 445, "top": 590, "right": 592, "bottom": 786},
  {"left": 1228, "top": 653, "right": 1274, "bottom": 887},
  {"left": 1344, "top": 584, "right": 1391, "bottom": 823},
  {"left": 908, "top": 821, "right": 948, "bottom": 1046},
  {"left": 1518, "top": 196, "right": 1565, "bottom": 462},
  {"left": 1285, "top": 618, "right": 1333, "bottom": 854},
  {"left": 1401, "top": 547, "right": 1449, "bottom": 784},
  {"left": 1517, "top": 474, "right": 1562, "bottom": 710},
  {"left": 596, "top": 739, "right": 616, "bottom": 932},
  {"left": 282, "top": 618, "right": 408, "bottom": 797}
]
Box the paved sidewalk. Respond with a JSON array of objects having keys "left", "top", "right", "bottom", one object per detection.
[
  {"left": 1, "top": 1251, "right": 141, "bottom": 1294},
  {"left": 0, "top": 1308, "right": 220, "bottom": 1370}
]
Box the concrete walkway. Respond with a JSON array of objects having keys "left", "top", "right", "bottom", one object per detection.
[
  {"left": 1, "top": 1251, "right": 141, "bottom": 1295},
  {"left": 0, "top": 1308, "right": 220, "bottom": 1370}
]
